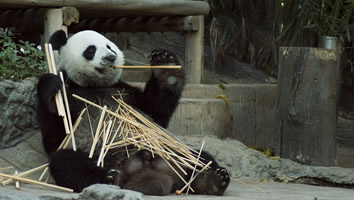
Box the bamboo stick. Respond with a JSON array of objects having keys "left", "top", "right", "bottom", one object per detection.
[
  {"left": 0, "top": 172, "right": 73, "bottom": 192},
  {"left": 15, "top": 171, "right": 20, "bottom": 190},
  {"left": 59, "top": 72, "right": 76, "bottom": 151},
  {"left": 161, "top": 157, "right": 195, "bottom": 193},
  {"left": 44, "top": 43, "right": 70, "bottom": 135},
  {"left": 186, "top": 140, "right": 204, "bottom": 195},
  {"left": 72, "top": 94, "right": 143, "bottom": 128},
  {"left": 113, "top": 65, "right": 181, "bottom": 69},
  {"left": 176, "top": 161, "right": 213, "bottom": 195},
  {"left": 230, "top": 177, "right": 264, "bottom": 193},
  {"left": 2, "top": 163, "right": 49, "bottom": 185},
  {"left": 89, "top": 105, "right": 107, "bottom": 158},
  {"left": 38, "top": 167, "right": 49, "bottom": 182},
  {"left": 97, "top": 120, "right": 112, "bottom": 167}
]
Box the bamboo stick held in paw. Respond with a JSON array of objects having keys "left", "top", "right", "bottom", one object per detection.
[{"left": 44, "top": 43, "right": 76, "bottom": 151}]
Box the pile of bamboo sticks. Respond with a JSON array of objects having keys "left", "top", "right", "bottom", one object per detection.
[{"left": 73, "top": 93, "right": 210, "bottom": 193}]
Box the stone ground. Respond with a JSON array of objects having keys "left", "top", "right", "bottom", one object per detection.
[
  {"left": 1, "top": 177, "right": 354, "bottom": 200},
  {"left": 1, "top": 132, "right": 354, "bottom": 200}
]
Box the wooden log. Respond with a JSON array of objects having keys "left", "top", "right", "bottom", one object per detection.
[
  {"left": 277, "top": 47, "right": 338, "bottom": 166},
  {"left": 0, "top": 0, "right": 210, "bottom": 17},
  {"left": 184, "top": 15, "right": 204, "bottom": 84},
  {"left": 70, "top": 16, "right": 199, "bottom": 32}
]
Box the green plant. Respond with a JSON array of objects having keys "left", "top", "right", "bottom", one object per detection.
[
  {"left": 276, "top": 0, "right": 316, "bottom": 46},
  {"left": 306, "top": 0, "right": 354, "bottom": 43},
  {"left": 0, "top": 28, "right": 47, "bottom": 81}
]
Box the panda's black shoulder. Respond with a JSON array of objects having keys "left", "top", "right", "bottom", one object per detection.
[{"left": 49, "top": 30, "right": 67, "bottom": 51}]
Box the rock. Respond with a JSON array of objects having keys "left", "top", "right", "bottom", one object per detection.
[
  {"left": 0, "top": 78, "right": 38, "bottom": 149},
  {"left": 176, "top": 135, "right": 354, "bottom": 187},
  {"left": 79, "top": 184, "right": 143, "bottom": 200}
]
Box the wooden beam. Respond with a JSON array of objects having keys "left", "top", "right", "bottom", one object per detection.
[
  {"left": 70, "top": 16, "right": 199, "bottom": 32},
  {"left": 277, "top": 47, "right": 338, "bottom": 166},
  {"left": 0, "top": 9, "right": 197, "bottom": 33},
  {"left": 184, "top": 15, "right": 204, "bottom": 83},
  {"left": 0, "top": 0, "right": 210, "bottom": 17}
]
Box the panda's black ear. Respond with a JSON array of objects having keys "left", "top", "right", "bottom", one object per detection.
[{"left": 49, "top": 30, "right": 67, "bottom": 50}]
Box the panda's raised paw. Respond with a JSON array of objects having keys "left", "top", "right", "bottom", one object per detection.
[
  {"left": 149, "top": 48, "right": 179, "bottom": 66},
  {"left": 148, "top": 49, "right": 185, "bottom": 87}
]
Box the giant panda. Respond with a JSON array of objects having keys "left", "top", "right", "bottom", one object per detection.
[{"left": 36, "top": 30, "right": 230, "bottom": 195}]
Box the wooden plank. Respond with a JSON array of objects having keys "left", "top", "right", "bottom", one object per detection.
[
  {"left": 255, "top": 84, "right": 278, "bottom": 153},
  {"left": 226, "top": 85, "right": 257, "bottom": 146},
  {"left": 0, "top": 0, "right": 210, "bottom": 17},
  {"left": 337, "top": 118, "right": 354, "bottom": 147},
  {"left": 277, "top": 47, "right": 338, "bottom": 166},
  {"left": 184, "top": 15, "right": 204, "bottom": 84}
]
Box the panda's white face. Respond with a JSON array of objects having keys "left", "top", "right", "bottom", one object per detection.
[{"left": 57, "top": 30, "right": 124, "bottom": 87}]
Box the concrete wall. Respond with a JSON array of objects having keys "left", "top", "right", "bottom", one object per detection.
[{"left": 168, "top": 84, "right": 278, "bottom": 152}]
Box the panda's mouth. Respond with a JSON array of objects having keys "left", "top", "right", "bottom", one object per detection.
[{"left": 95, "top": 67, "right": 108, "bottom": 74}]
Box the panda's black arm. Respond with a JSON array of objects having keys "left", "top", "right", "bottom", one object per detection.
[
  {"left": 137, "top": 76, "right": 183, "bottom": 128},
  {"left": 36, "top": 73, "right": 67, "bottom": 155},
  {"left": 112, "top": 77, "right": 183, "bottom": 128}
]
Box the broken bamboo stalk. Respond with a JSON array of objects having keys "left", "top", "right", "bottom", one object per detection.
[
  {"left": 2, "top": 163, "right": 49, "bottom": 185},
  {"left": 0, "top": 172, "right": 73, "bottom": 192}
]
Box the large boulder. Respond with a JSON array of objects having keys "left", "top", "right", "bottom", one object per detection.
[{"left": 0, "top": 77, "right": 38, "bottom": 149}]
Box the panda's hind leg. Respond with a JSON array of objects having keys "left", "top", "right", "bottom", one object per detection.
[
  {"left": 122, "top": 169, "right": 173, "bottom": 195},
  {"left": 49, "top": 149, "right": 118, "bottom": 192}
]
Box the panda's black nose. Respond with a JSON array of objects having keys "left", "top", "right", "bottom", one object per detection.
[{"left": 102, "top": 54, "right": 116, "bottom": 63}]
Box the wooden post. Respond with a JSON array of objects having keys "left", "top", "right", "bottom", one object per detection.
[
  {"left": 184, "top": 15, "right": 204, "bottom": 83},
  {"left": 43, "top": 7, "right": 79, "bottom": 63},
  {"left": 43, "top": 7, "right": 79, "bottom": 43},
  {"left": 44, "top": 9, "right": 66, "bottom": 44},
  {"left": 277, "top": 47, "right": 338, "bottom": 166}
]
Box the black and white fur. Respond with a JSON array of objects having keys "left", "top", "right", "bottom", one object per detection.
[{"left": 36, "top": 30, "right": 230, "bottom": 195}]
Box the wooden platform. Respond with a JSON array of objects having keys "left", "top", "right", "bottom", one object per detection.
[{"left": 0, "top": 0, "right": 210, "bottom": 17}]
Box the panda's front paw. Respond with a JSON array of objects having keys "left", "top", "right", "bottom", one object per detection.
[
  {"left": 148, "top": 49, "right": 185, "bottom": 90},
  {"left": 37, "top": 73, "right": 62, "bottom": 113},
  {"left": 149, "top": 48, "right": 179, "bottom": 67},
  {"left": 102, "top": 169, "right": 119, "bottom": 184}
]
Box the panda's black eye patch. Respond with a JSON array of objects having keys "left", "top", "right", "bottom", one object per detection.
[{"left": 83, "top": 45, "right": 96, "bottom": 60}]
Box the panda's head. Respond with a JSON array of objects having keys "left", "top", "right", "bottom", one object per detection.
[{"left": 49, "top": 30, "right": 124, "bottom": 87}]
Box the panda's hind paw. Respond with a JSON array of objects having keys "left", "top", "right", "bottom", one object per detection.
[{"left": 214, "top": 167, "right": 230, "bottom": 188}]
